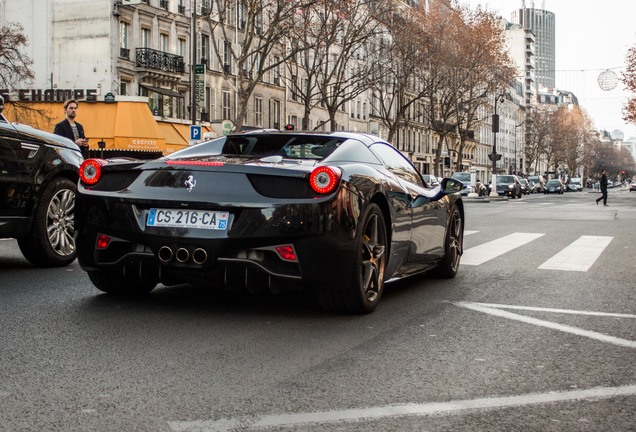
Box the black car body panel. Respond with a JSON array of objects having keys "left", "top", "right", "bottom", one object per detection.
[
  {"left": 76, "top": 132, "right": 464, "bottom": 312},
  {"left": 1, "top": 104, "right": 83, "bottom": 266}
]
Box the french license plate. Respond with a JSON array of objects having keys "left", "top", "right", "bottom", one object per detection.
[{"left": 147, "top": 208, "right": 229, "bottom": 230}]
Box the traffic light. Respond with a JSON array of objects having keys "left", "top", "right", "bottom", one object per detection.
[{"left": 284, "top": 123, "right": 295, "bottom": 130}]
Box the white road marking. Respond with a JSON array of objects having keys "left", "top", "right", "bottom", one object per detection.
[
  {"left": 467, "top": 302, "right": 636, "bottom": 319},
  {"left": 539, "top": 235, "right": 612, "bottom": 271},
  {"left": 168, "top": 385, "right": 636, "bottom": 432},
  {"left": 454, "top": 302, "right": 636, "bottom": 348},
  {"left": 460, "top": 232, "right": 544, "bottom": 265},
  {"left": 464, "top": 230, "right": 478, "bottom": 236}
]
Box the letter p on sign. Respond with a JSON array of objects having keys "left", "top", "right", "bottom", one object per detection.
[{"left": 190, "top": 125, "right": 202, "bottom": 142}]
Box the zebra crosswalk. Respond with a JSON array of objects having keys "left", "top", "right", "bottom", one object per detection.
[{"left": 461, "top": 232, "right": 613, "bottom": 272}]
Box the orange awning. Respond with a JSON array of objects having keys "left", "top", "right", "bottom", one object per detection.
[
  {"left": 158, "top": 121, "right": 190, "bottom": 154},
  {"left": 4, "top": 100, "right": 166, "bottom": 154}
]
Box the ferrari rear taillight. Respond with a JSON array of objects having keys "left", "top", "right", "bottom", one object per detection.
[
  {"left": 79, "top": 159, "right": 107, "bottom": 185},
  {"left": 96, "top": 234, "right": 111, "bottom": 249},
  {"left": 275, "top": 245, "right": 298, "bottom": 262},
  {"left": 309, "top": 166, "right": 341, "bottom": 194}
]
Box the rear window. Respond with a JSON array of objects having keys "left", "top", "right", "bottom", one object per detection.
[
  {"left": 221, "top": 135, "right": 345, "bottom": 159},
  {"left": 165, "top": 134, "right": 347, "bottom": 161}
]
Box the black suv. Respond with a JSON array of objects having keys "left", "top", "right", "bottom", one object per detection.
[{"left": 0, "top": 95, "right": 83, "bottom": 266}]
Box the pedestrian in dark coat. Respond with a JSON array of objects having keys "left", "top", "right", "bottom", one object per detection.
[
  {"left": 53, "top": 99, "right": 89, "bottom": 158},
  {"left": 596, "top": 169, "right": 608, "bottom": 206}
]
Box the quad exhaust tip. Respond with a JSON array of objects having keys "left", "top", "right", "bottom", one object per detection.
[{"left": 158, "top": 246, "right": 207, "bottom": 264}]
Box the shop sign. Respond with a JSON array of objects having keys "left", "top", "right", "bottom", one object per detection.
[
  {"left": 0, "top": 88, "right": 98, "bottom": 103},
  {"left": 195, "top": 64, "right": 205, "bottom": 104}
]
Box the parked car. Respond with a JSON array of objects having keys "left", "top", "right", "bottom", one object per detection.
[
  {"left": 544, "top": 178, "right": 565, "bottom": 194},
  {"left": 567, "top": 177, "right": 583, "bottom": 192},
  {"left": 75, "top": 131, "right": 465, "bottom": 314},
  {"left": 630, "top": 180, "right": 636, "bottom": 192},
  {"left": 450, "top": 172, "right": 472, "bottom": 195},
  {"left": 450, "top": 172, "right": 486, "bottom": 196},
  {"left": 518, "top": 178, "right": 531, "bottom": 195},
  {"left": 494, "top": 175, "right": 522, "bottom": 198},
  {"left": 422, "top": 174, "right": 440, "bottom": 188},
  {"left": 527, "top": 175, "right": 545, "bottom": 193},
  {"left": 0, "top": 95, "right": 84, "bottom": 266}
]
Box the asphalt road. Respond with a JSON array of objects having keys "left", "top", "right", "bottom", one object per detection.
[{"left": 1, "top": 187, "right": 634, "bottom": 432}]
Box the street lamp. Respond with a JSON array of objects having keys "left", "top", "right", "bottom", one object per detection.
[
  {"left": 489, "top": 94, "right": 505, "bottom": 197},
  {"left": 514, "top": 120, "right": 524, "bottom": 175}
]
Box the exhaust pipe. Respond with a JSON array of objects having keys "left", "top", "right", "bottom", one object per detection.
[
  {"left": 175, "top": 247, "right": 190, "bottom": 263},
  {"left": 158, "top": 246, "right": 173, "bottom": 263},
  {"left": 192, "top": 248, "right": 208, "bottom": 264}
]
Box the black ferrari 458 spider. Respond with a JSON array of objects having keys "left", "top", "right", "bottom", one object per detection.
[{"left": 76, "top": 131, "right": 464, "bottom": 313}]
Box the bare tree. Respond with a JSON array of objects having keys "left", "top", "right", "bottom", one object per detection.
[
  {"left": 0, "top": 22, "right": 34, "bottom": 92},
  {"left": 524, "top": 106, "right": 552, "bottom": 175},
  {"left": 200, "top": 0, "right": 317, "bottom": 129},
  {"left": 622, "top": 43, "right": 636, "bottom": 126},
  {"left": 367, "top": 4, "right": 436, "bottom": 143},
  {"left": 0, "top": 23, "right": 53, "bottom": 125},
  {"left": 311, "top": 0, "right": 393, "bottom": 131},
  {"left": 555, "top": 105, "right": 593, "bottom": 178},
  {"left": 452, "top": 5, "right": 516, "bottom": 172}
]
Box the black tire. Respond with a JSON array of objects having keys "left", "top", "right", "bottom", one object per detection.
[
  {"left": 87, "top": 260, "right": 159, "bottom": 295},
  {"left": 430, "top": 206, "right": 463, "bottom": 278},
  {"left": 18, "top": 177, "right": 77, "bottom": 267},
  {"left": 317, "top": 203, "right": 387, "bottom": 314}
]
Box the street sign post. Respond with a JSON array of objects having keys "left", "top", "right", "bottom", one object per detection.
[
  {"left": 195, "top": 64, "right": 205, "bottom": 105},
  {"left": 190, "top": 125, "right": 202, "bottom": 144}
]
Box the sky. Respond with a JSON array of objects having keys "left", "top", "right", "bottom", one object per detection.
[{"left": 460, "top": 0, "right": 636, "bottom": 140}]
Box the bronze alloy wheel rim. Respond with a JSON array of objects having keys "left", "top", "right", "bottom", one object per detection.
[
  {"left": 46, "top": 188, "right": 76, "bottom": 257},
  {"left": 361, "top": 213, "right": 386, "bottom": 303},
  {"left": 448, "top": 208, "right": 463, "bottom": 273}
]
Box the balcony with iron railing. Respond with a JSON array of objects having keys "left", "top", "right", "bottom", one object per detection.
[{"left": 136, "top": 48, "right": 185, "bottom": 74}]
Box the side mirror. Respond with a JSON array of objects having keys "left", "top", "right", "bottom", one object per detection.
[{"left": 441, "top": 178, "right": 462, "bottom": 193}]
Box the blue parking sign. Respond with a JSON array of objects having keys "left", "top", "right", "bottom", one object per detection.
[{"left": 190, "top": 125, "right": 202, "bottom": 141}]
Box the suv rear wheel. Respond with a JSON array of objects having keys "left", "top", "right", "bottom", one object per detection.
[{"left": 18, "top": 177, "right": 77, "bottom": 267}]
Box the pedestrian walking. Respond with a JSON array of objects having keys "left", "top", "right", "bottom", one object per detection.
[
  {"left": 54, "top": 99, "right": 89, "bottom": 158},
  {"left": 595, "top": 169, "right": 608, "bottom": 206}
]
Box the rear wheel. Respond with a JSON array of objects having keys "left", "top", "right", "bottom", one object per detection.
[
  {"left": 87, "top": 260, "right": 159, "bottom": 295},
  {"left": 430, "top": 206, "right": 463, "bottom": 278},
  {"left": 317, "top": 203, "right": 387, "bottom": 314},
  {"left": 18, "top": 177, "right": 77, "bottom": 267}
]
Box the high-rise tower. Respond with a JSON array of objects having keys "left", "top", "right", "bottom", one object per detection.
[{"left": 511, "top": 1, "right": 555, "bottom": 91}]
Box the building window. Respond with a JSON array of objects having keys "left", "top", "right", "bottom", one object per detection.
[
  {"left": 271, "top": 99, "right": 280, "bottom": 129},
  {"left": 291, "top": 75, "right": 298, "bottom": 101},
  {"left": 160, "top": 33, "right": 169, "bottom": 52},
  {"left": 141, "top": 28, "right": 150, "bottom": 48},
  {"left": 255, "top": 97, "right": 263, "bottom": 127},
  {"left": 223, "top": 41, "right": 232, "bottom": 73},
  {"left": 178, "top": 38, "right": 186, "bottom": 57},
  {"left": 273, "top": 56, "right": 280, "bottom": 85},
  {"left": 237, "top": 3, "right": 246, "bottom": 29},
  {"left": 222, "top": 90, "right": 232, "bottom": 120},
  {"left": 201, "top": 34, "right": 209, "bottom": 66},
  {"left": 119, "top": 22, "right": 130, "bottom": 59},
  {"left": 120, "top": 81, "right": 128, "bottom": 96}
]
